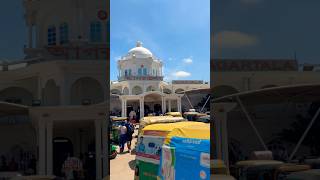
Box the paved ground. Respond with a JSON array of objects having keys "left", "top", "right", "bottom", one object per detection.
[{"left": 110, "top": 130, "right": 138, "bottom": 180}]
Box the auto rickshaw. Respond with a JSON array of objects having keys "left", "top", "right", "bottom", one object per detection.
[
  {"left": 235, "top": 160, "right": 284, "bottom": 180},
  {"left": 183, "top": 111, "right": 207, "bottom": 121},
  {"left": 196, "top": 115, "right": 210, "bottom": 123},
  {"left": 138, "top": 116, "right": 185, "bottom": 134},
  {"left": 109, "top": 144, "right": 118, "bottom": 159},
  {"left": 164, "top": 112, "right": 182, "bottom": 117},
  {"left": 273, "top": 163, "right": 311, "bottom": 179},
  {"left": 285, "top": 169, "right": 320, "bottom": 180},
  {"left": 110, "top": 117, "right": 127, "bottom": 143},
  {"left": 135, "top": 121, "right": 210, "bottom": 180}
]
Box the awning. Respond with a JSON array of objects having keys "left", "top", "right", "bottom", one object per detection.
[
  {"left": 0, "top": 101, "right": 29, "bottom": 116},
  {"left": 213, "top": 83, "right": 320, "bottom": 104}
]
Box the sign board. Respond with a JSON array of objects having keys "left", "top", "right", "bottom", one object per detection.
[{"left": 212, "top": 59, "right": 298, "bottom": 71}]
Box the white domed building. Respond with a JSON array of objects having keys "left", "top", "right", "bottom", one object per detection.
[{"left": 111, "top": 41, "right": 209, "bottom": 118}]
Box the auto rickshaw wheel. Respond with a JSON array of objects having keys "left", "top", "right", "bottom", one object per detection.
[{"left": 110, "top": 150, "right": 117, "bottom": 159}]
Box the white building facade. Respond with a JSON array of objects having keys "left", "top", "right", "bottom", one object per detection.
[
  {"left": 0, "top": 0, "right": 109, "bottom": 179},
  {"left": 110, "top": 42, "right": 209, "bottom": 118}
]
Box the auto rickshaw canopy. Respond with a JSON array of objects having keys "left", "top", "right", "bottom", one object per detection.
[
  {"left": 141, "top": 121, "right": 210, "bottom": 144},
  {"left": 165, "top": 112, "right": 182, "bottom": 117},
  {"left": 139, "top": 116, "right": 185, "bottom": 130},
  {"left": 111, "top": 117, "right": 127, "bottom": 121}
]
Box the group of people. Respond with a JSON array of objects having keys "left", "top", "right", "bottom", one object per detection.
[
  {"left": 118, "top": 119, "right": 135, "bottom": 153},
  {"left": 0, "top": 153, "right": 36, "bottom": 174}
]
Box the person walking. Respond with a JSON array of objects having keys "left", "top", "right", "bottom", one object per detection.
[
  {"left": 129, "top": 110, "right": 136, "bottom": 122},
  {"left": 125, "top": 120, "right": 135, "bottom": 152},
  {"left": 119, "top": 122, "right": 127, "bottom": 153}
]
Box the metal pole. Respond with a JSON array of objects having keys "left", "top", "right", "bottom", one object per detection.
[
  {"left": 236, "top": 96, "right": 268, "bottom": 150},
  {"left": 289, "top": 106, "right": 320, "bottom": 161},
  {"left": 200, "top": 95, "right": 211, "bottom": 113},
  {"left": 184, "top": 92, "right": 194, "bottom": 109}
]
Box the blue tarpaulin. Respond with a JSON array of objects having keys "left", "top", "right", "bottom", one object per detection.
[{"left": 158, "top": 137, "right": 210, "bottom": 180}]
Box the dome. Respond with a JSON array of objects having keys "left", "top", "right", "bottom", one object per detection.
[{"left": 128, "top": 41, "right": 153, "bottom": 58}]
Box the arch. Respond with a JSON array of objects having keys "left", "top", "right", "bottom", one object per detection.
[
  {"left": 123, "top": 87, "right": 129, "bottom": 95},
  {"left": 212, "top": 85, "right": 239, "bottom": 98},
  {"left": 0, "top": 87, "right": 34, "bottom": 106},
  {"left": 70, "top": 77, "right": 104, "bottom": 105},
  {"left": 163, "top": 88, "right": 172, "bottom": 94},
  {"left": 146, "top": 85, "right": 156, "bottom": 92},
  {"left": 132, "top": 86, "right": 143, "bottom": 95},
  {"left": 111, "top": 89, "right": 121, "bottom": 95},
  {"left": 261, "top": 85, "right": 278, "bottom": 89},
  {"left": 144, "top": 93, "right": 162, "bottom": 102},
  {"left": 175, "top": 88, "right": 184, "bottom": 94},
  {"left": 43, "top": 79, "right": 60, "bottom": 106}
]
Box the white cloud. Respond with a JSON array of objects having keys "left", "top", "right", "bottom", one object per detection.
[
  {"left": 183, "top": 57, "right": 193, "bottom": 64},
  {"left": 114, "top": 56, "right": 121, "bottom": 61},
  {"left": 214, "top": 30, "right": 259, "bottom": 48},
  {"left": 172, "top": 71, "right": 191, "bottom": 78}
]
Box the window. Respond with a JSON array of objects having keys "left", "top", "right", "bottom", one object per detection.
[
  {"left": 59, "top": 23, "right": 69, "bottom": 44},
  {"left": 138, "top": 68, "right": 142, "bottom": 76},
  {"left": 128, "top": 69, "right": 132, "bottom": 76},
  {"left": 125, "top": 70, "right": 128, "bottom": 76},
  {"left": 47, "top": 26, "right": 56, "bottom": 45},
  {"left": 153, "top": 69, "right": 155, "bottom": 75},
  {"left": 143, "top": 68, "right": 147, "bottom": 76},
  {"left": 90, "top": 21, "right": 102, "bottom": 42}
]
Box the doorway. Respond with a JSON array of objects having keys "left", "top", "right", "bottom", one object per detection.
[{"left": 53, "top": 137, "right": 73, "bottom": 176}]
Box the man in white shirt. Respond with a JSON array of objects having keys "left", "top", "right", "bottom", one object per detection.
[
  {"left": 129, "top": 110, "right": 136, "bottom": 121},
  {"left": 119, "top": 122, "right": 127, "bottom": 153}
]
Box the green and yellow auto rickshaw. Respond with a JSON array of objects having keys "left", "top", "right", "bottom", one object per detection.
[
  {"left": 135, "top": 121, "right": 210, "bottom": 180},
  {"left": 110, "top": 117, "right": 127, "bottom": 143},
  {"left": 138, "top": 116, "right": 185, "bottom": 135},
  {"left": 235, "top": 160, "right": 284, "bottom": 180},
  {"left": 109, "top": 144, "right": 117, "bottom": 159},
  {"left": 285, "top": 169, "right": 320, "bottom": 180}
]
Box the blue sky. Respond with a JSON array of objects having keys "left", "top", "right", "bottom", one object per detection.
[
  {"left": 0, "top": 1, "right": 27, "bottom": 61},
  {"left": 213, "top": 0, "right": 320, "bottom": 64},
  {"left": 110, "top": 0, "right": 210, "bottom": 82}
]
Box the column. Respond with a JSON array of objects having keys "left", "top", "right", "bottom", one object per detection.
[
  {"left": 124, "top": 100, "right": 127, "bottom": 117},
  {"left": 139, "top": 97, "right": 144, "bottom": 118},
  {"left": 95, "top": 119, "right": 102, "bottom": 180},
  {"left": 213, "top": 103, "right": 237, "bottom": 170},
  {"left": 168, "top": 100, "right": 172, "bottom": 112},
  {"left": 121, "top": 99, "right": 125, "bottom": 117},
  {"left": 101, "top": 118, "right": 108, "bottom": 178},
  {"left": 46, "top": 120, "right": 53, "bottom": 175},
  {"left": 59, "top": 79, "right": 67, "bottom": 105},
  {"left": 38, "top": 120, "right": 46, "bottom": 175},
  {"left": 163, "top": 98, "right": 166, "bottom": 113},
  {"left": 28, "top": 25, "right": 33, "bottom": 48},
  {"left": 161, "top": 97, "right": 165, "bottom": 114},
  {"left": 177, "top": 98, "right": 182, "bottom": 113}
]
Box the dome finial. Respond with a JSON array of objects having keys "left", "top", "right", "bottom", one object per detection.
[{"left": 136, "top": 41, "right": 142, "bottom": 47}]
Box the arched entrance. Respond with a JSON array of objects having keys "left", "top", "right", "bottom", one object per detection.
[
  {"left": 144, "top": 93, "right": 162, "bottom": 115},
  {"left": 53, "top": 137, "right": 73, "bottom": 176},
  {"left": 70, "top": 77, "right": 104, "bottom": 105}
]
